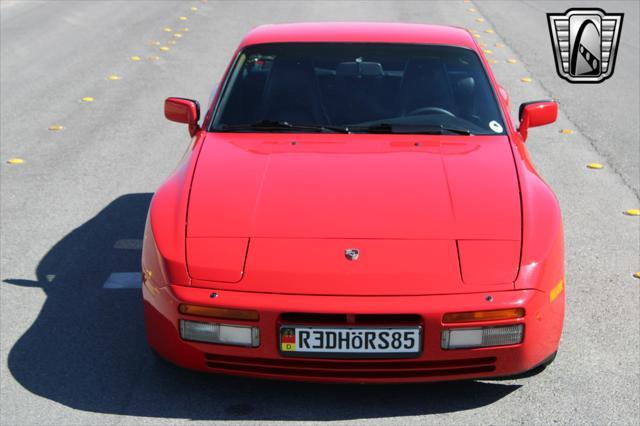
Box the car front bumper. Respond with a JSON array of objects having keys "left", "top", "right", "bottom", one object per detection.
[{"left": 143, "top": 283, "right": 564, "bottom": 383}]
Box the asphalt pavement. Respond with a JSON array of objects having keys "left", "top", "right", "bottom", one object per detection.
[{"left": 1, "top": 1, "right": 638, "bottom": 425}]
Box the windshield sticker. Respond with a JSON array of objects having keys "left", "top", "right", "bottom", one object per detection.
[{"left": 489, "top": 121, "right": 503, "bottom": 133}]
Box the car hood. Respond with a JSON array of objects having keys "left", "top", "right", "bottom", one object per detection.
[
  {"left": 185, "top": 133, "right": 521, "bottom": 294},
  {"left": 188, "top": 133, "right": 520, "bottom": 239}
]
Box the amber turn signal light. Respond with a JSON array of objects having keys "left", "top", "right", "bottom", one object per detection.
[
  {"left": 179, "top": 304, "right": 260, "bottom": 321},
  {"left": 443, "top": 308, "right": 524, "bottom": 323}
]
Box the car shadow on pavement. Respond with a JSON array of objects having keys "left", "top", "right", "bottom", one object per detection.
[{"left": 4, "top": 193, "right": 520, "bottom": 421}]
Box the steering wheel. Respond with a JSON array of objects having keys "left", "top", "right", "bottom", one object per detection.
[{"left": 406, "top": 106, "right": 456, "bottom": 117}]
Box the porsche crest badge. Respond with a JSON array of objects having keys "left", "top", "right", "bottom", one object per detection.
[{"left": 344, "top": 248, "right": 360, "bottom": 261}]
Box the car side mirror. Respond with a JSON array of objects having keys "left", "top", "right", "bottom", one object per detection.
[
  {"left": 518, "top": 100, "right": 558, "bottom": 142},
  {"left": 165, "top": 97, "right": 200, "bottom": 137}
]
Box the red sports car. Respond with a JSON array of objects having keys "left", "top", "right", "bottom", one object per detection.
[{"left": 142, "top": 22, "right": 564, "bottom": 382}]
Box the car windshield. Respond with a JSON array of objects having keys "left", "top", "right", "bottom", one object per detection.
[{"left": 211, "top": 43, "right": 506, "bottom": 135}]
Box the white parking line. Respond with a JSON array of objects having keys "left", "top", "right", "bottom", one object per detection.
[
  {"left": 103, "top": 272, "right": 141, "bottom": 289},
  {"left": 113, "top": 239, "right": 143, "bottom": 249}
]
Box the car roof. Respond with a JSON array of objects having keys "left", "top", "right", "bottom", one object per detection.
[{"left": 240, "top": 22, "right": 477, "bottom": 50}]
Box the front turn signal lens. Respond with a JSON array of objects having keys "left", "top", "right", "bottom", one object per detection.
[
  {"left": 179, "top": 304, "right": 259, "bottom": 321},
  {"left": 443, "top": 308, "right": 524, "bottom": 323}
]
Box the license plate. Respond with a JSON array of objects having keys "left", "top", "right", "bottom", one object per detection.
[{"left": 279, "top": 326, "right": 422, "bottom": 358}]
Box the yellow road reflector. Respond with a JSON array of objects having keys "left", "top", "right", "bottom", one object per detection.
[
  {"left": 468, "top": 28, "right": 478, "bottom": 33},
  {"left": 495, "top": 42, "right": 505, "bottom": 48},
  {"left": 550, "top": 279, "right": 564, "bottom": 303},
  {"left": 163, "top": 27, "right": 173, "bottom": 32},
  {"left": 475, "top": 17, "right": 485, "bottom": 22},
  {"left": 520, "top": 77, "right": 532, "bottom": 83},
  {"left": 634, "top": 272, "right": 640, "bottom": 279},
  {"left": 484, "top": 29, "right": 494, "bottom": 34},
  {"left": 81, "top": 97, "right": 94, "bottom": 102},
  {"left": 148, "top": 55, "right": 160, "bottom": 61},
  {"left": 468, "top": 7, "right": 476, "bottom": 12},
  {"left": 107, "top": 75, "right": 121, "bottom": 81},
  {"left": 483, "top": 49, "right": 493, "bottom": 54},
  {"left": 159, "top": 46, "right": 170, "bottom": 51},
  {"left": 506, "top": 58, "right": 518, "bottom": 64},
  {"left": 150, "top": 40, "right": 161, "bottom": 45},
  {"left": 6, "top": 158, "right": 24, "bottom": 165},
  {"left": 472, "top": 34, "right": 481, "bottom": 38},
  {"left": 173, "top": 33, "right": 183, "bottom": 38},
  {"left": 560, "top": 128, "right": 574, "bottom": 134},
  {"left": 623, "top": 209, "right": 640, "bottom": 216},
  {"left": 179, "top": 16, "right": 188, "bottom": 20},
  {"left": 48, "top": 124, "right": 64, "bottom": 131},
  {"left": 167, "top": 40, "right": 177, "bottom": 45},
  {"left": 130, "top": 56, "right": 141, "bottom": 61},
  {"left": 586, "top": 163, "right": 604, "bottom": 169},
  {"left": 180, "top": 27, "right": 189, "bottom": 32},
  {"left": 487, "top": 58, "right": 497, "bottom": 64},
  {"left": 191, "top": 6, "right": 198, "bottom": 11}
]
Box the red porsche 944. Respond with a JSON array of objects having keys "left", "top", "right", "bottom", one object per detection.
[{"left": 142, "top": 23, "right": 564, "bottom": 382}]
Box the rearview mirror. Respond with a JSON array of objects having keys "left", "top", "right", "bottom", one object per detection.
[
  {"left": 165, "top": 97, "right": 200, "bottom": 137},
  {"left": 518, "top": 100, "right": 557, "bottom": 141}
]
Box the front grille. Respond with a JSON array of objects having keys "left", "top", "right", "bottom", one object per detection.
[
  {"left": 204, "top": 353, "right": 496, "bottom": 380},
  {"left": 280, "top": 312, "right": 422, "bottom": 325}
]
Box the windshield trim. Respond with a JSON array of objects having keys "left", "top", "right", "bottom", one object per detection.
[{"left": 207, "top": 42, "right": 508, "bottom": 136}]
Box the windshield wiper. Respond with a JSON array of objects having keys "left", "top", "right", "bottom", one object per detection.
[
  {"left": 219, "top": 120, "right": 350, "bottom": 133},
  {"left": 349, "top": 123, "right": 472, "bottom": 135}
]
